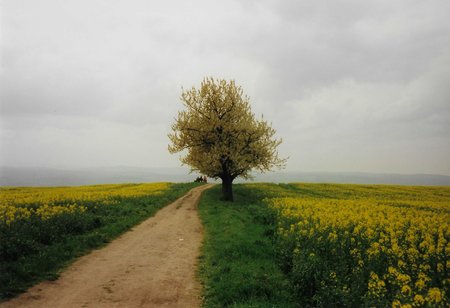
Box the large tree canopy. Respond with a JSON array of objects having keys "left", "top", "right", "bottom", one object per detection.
[{"left": 168, "top": 78, "right": 286, "bottom": 201}]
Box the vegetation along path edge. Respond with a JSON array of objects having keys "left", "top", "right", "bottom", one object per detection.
[{"left": 1, "top": 184, "right": 214, "bottom": 308}]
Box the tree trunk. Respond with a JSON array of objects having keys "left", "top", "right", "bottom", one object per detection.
[{"left": 221, "top": 176, "right": 234, "bottom": 201}]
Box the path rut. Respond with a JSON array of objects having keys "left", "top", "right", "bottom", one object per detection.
[{"left": 1, "top": 184, "right": 214, "bottom": 308}]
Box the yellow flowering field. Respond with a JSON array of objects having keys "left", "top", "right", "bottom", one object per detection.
[
  {"left": 1, "top": 182, "right": 197, "bottom": 298},
  {"left": 0, "top": 183, "right": 169, "bottom": 225},
  {"left": 263, "top": 183, "right": 450, "bottom": 307}
]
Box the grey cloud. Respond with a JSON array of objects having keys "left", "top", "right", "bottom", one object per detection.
[
  {"left": 1, "top": 0, "right": 449, "bottom": 175},
  {"left": 238, "top": 0, "right": 450, "bottom": 102}
]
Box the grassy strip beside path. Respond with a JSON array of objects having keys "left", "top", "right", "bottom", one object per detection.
[
  {"left": 1, "top": 182, "right": 200, "bottom": 299},
  {"left": 198, "top": 183, "right": 450, "bottom": 307},
  {"left": 198, "top": 184, "right": 296, "bottom": 307}
]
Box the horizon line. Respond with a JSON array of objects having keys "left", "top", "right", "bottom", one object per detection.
[{"left": 1, "top": 165, "right": 450, "bottom": 177}]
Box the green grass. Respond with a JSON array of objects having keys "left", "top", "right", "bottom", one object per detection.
[
  {"left": 198, "top": 184, "right": 297, "bottom": 307},
  {"left": 197, "top": 183, "right": 450, "bottom": 307},
  {"left": 0, "top": 182, "right": 200, "bottom": 300}
]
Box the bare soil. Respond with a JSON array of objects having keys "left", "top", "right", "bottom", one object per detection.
[{"left": 1, "top": 184, "right": 214, "bottom": 308}]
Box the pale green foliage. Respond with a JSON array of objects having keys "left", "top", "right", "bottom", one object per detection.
[{"left": 168, "top": 78, "right": 286, "bottom": 180}]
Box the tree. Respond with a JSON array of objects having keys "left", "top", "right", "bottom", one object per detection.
[{"left": 168, "top": 78, "right": 286, "bottom": 201}]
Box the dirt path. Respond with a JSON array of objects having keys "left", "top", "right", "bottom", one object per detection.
[{"left": 1, "top": 184, "right": 214, "bottom": 308}]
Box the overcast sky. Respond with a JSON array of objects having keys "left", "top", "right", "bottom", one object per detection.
[{"left": 1, "top": 0, "right": 450, "bottom": 175}]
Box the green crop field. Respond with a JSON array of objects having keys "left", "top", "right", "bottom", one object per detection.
[
  {"left": 0, "top": 182, "right": 199, "bottom": 299},
  {"left": 2, "top": 182, "right": 449, "bottom": 307},
  {"left": 198, "top": 183, "right": 450, "bottom": 307}
]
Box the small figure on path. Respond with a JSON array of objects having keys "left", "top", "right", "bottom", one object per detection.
[{"left": 194, "top": 176, "right": 207, "bottom": 183}]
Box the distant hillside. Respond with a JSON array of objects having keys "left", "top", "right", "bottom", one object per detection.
[
  {"left": 250, "top": 171, "right": 450, "bottom": 186},
  {"left": 0, "top": 167, "right": 194, "bottom": 186},
  {"left": 1, "top": 167, "right": 449, "bottom": 186}
]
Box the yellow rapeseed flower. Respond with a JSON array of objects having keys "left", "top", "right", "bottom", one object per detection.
[
  {"left": 426, "top": 288, "right": 442, "bottom": 304},
  {"left": 265, "top": 183, "right": 450, "bottom": 306},
  {"left": 0, "top": 183, "right": 170, "bottom": 225}
]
